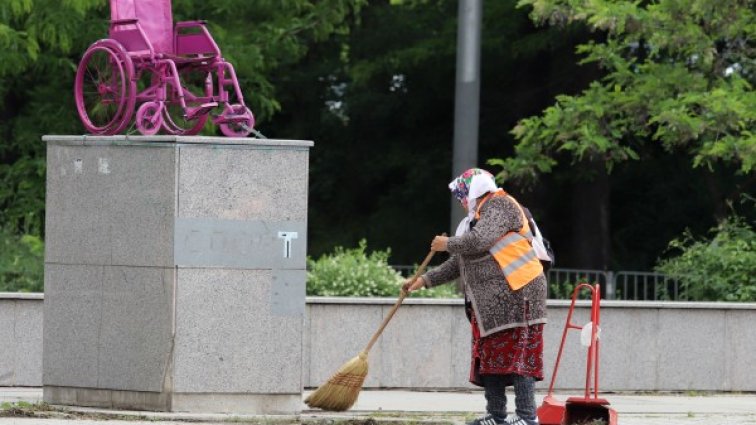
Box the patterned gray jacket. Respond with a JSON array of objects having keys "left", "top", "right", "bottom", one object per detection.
[{"left": 423, "top": 194, "right": 547, "bottom": 337}]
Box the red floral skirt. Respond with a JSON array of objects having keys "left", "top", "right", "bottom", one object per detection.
[{"left": 469, "top": 314, "right": 545, "bottom": 387}]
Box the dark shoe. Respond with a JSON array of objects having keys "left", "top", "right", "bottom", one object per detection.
[
  {"left": 504, "top": 414, "right": 538, "bottom": 425},
  {"left": 467, "top": 414, "right": 505, "bottom": 425}
]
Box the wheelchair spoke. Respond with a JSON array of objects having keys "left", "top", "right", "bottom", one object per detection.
[
  {"left": 75, "top": 44, "right": 133, "bottom": 133},
  {"left": 161, "top": 69, "right": 212, "bottom": 135}
]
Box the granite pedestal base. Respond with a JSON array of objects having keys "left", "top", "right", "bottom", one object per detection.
[{"left": 42, "top": 135, "right": 312, "bottom": 413}]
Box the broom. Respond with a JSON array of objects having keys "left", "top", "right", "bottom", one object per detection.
[{"left": 304, "top": 247, "right": 439, "bottom": 411}]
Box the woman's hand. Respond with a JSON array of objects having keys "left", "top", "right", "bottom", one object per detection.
[
  {"left": 402, "top": 276, "right": 426, "bottom": 293},
  {"left": 431, "top": 235, "right": 449, "bottom": 252}
]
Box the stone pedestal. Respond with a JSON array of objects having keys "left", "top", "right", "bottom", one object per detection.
[{"left": 42, "top": 135, "right": 312, "bottom": 413}]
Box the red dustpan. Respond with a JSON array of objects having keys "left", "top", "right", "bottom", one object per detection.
[{"left": 537, "top": 283, "right": 618, "bottom": 425}]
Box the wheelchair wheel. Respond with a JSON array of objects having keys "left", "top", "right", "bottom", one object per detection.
[
  {"left": 162, "top": 69, "right": 212, "bottom": 136},
  {"left": 136, "top": 101, "right": 164, "bottom": 136},
  {"left": 219, "top": 104, "right": 255, "bottom": 137},
  {"left": 74, "top": 40, "right": 135, "bottom": 135}
]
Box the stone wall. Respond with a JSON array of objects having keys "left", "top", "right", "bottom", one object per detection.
[
  {"left": 4, "top": 294, "right": 755, "bottom": 392},
  {"left": 0, "top": 293, "right": 43, "bottom": 387},
  {"left": 305, "top": 298, "right": 756, "bottom": 392}
]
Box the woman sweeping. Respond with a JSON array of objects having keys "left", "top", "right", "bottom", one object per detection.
[{"left": 404, "top": 168, "right": 547, "bottom": 425}]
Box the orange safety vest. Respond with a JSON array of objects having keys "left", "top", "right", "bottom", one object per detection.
[{"left": 474, "top": 189, "right": 544, "bottom": 291}]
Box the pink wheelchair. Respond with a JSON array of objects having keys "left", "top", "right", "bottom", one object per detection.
[{"left": 74, "top": 0, "right": 255, "bottom": 137}]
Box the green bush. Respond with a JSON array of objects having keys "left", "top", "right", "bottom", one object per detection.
[
  {"left": 548, "top": 281, "right": 569, "bottom": 300},
  {"left": 413, "top": 281, "right": 462, "bottom": 299},
  {"left": 549, "top": 280, "right": 589, "bottom": 300},
  {"left": 306, "top": 239, "right": 402, "bottom": 297},
  {"left": 0, "top": 227, "right": 44, "bottom": 292},
  {"left": 306, "top": 239, "right": 461, "bottom": 298},
  {"left": 655, "top": 216, "right": 756, "bottom": 302}
]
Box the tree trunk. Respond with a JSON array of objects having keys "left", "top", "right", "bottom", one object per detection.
[
  {"left": 570, "top": 161, "right": 611, "bottom": 270},
  {"left": 703, "top": 169, "right": 726, "bottom": 222}
]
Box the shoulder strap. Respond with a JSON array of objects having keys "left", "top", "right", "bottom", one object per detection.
[
  {"left": 474, "top": 190, "right": 533, "bottom": 238},
  {"left": 506, "top": 195, "right": 533, "bottom": 238}
]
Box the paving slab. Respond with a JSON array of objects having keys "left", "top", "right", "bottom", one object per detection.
[{"left": 347, "top": 389, "right": 756, "bottom": 415}]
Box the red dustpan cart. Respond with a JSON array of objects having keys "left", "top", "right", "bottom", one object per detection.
[{"left": 538, "top": 283, "right": 618, "bottom": 425}]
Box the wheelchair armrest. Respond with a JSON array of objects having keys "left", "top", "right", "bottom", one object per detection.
[
  {"left": 111, "top": 18, "right": 140, "bottom": 26},
  {"left": 174, "top": 21, "right": 220, "bottom": 57},
  {"left": 175, "top": 20, "right": 208, "bottom": 29}
]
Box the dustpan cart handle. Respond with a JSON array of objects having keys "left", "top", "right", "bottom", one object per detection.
[
  {"left": 545, "top": 283, "right": 600, "bottom": 399},
  {"left": 581, "top": 283, "right": 601, "bottom": 399},
  {"left": 362, "top": 248, "right": 437, "bottom": 354},
  {"left": 592, "top": 284, "right": 601, "bottom": 399}
]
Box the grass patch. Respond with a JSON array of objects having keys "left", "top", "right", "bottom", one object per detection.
[
  {"left": 684, "top": 390, "right": 715, "bottom": 397},
  {"left": 0, "top": 402, "right": 60, "bottom": 418},
  {"left": 0, "top": 402, "right": 155, "bottom": 421}
]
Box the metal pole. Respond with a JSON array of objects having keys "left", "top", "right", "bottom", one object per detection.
[
  {"left": 606, "top": 271, "right": 615, "bottom": 300},
  {"left": 450, "top": 0, "right": 482, "bottom": 233}
]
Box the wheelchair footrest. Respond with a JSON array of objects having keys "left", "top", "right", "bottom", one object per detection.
[
  {"left": 186, "top": 102, "right": 218, "bottom": 119},
  {"left": 215, "top": 113, "right": 248, "bottom": 123}
]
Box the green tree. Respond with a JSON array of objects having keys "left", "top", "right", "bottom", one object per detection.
[
  {"left": 492, "top": 0, "right": 755, "bottom": 182},
  {"left": 486, "top": 0, "right": 756, "bottom": 269},
  {"left": 7, "top": 0, "right": 751, "bottom": 289}
]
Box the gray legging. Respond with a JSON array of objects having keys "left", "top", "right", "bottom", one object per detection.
[{"left": 483, "top": 374, "right": 536, "bottom": 422}]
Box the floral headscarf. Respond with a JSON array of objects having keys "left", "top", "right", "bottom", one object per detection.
[
  {"left": 449, "top": 168, "right": 498, "bottom": 210},
  {"left": 449, "top": 168, "right": 499, "bottom": 236}
]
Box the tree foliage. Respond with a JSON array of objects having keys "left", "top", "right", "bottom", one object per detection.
[
  {"left": 2, "top": 0, "right": 754, "bottom": 293},
  {"left": 491, "top": 0, "right": 756, "bottom": 181},
  {"left": 172, "top": 0, "right": 367, "bottom": 119},
  {"left": 0, "top": 226, "right": 44, "bottom": 292}
]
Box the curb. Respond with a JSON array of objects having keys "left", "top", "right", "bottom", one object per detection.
[{"left": 1, "top": 404, "right": 470, "bottom": 425}]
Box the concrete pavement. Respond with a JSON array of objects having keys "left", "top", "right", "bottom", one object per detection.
[{"left": 2, "top": 388, "right": 755, "bottom": 424}]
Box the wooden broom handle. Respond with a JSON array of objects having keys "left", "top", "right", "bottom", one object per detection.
[{"left": 362, "top": 239, "right": 442, "bottom": 354}]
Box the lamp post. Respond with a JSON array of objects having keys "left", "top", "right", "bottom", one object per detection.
[{"left": 450, "top": 0, "right": 482, "bottom": 232}]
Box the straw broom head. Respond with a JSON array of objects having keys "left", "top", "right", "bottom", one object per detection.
[{"left": 304, "top": 351, "right": 368, "bottom": 411}]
